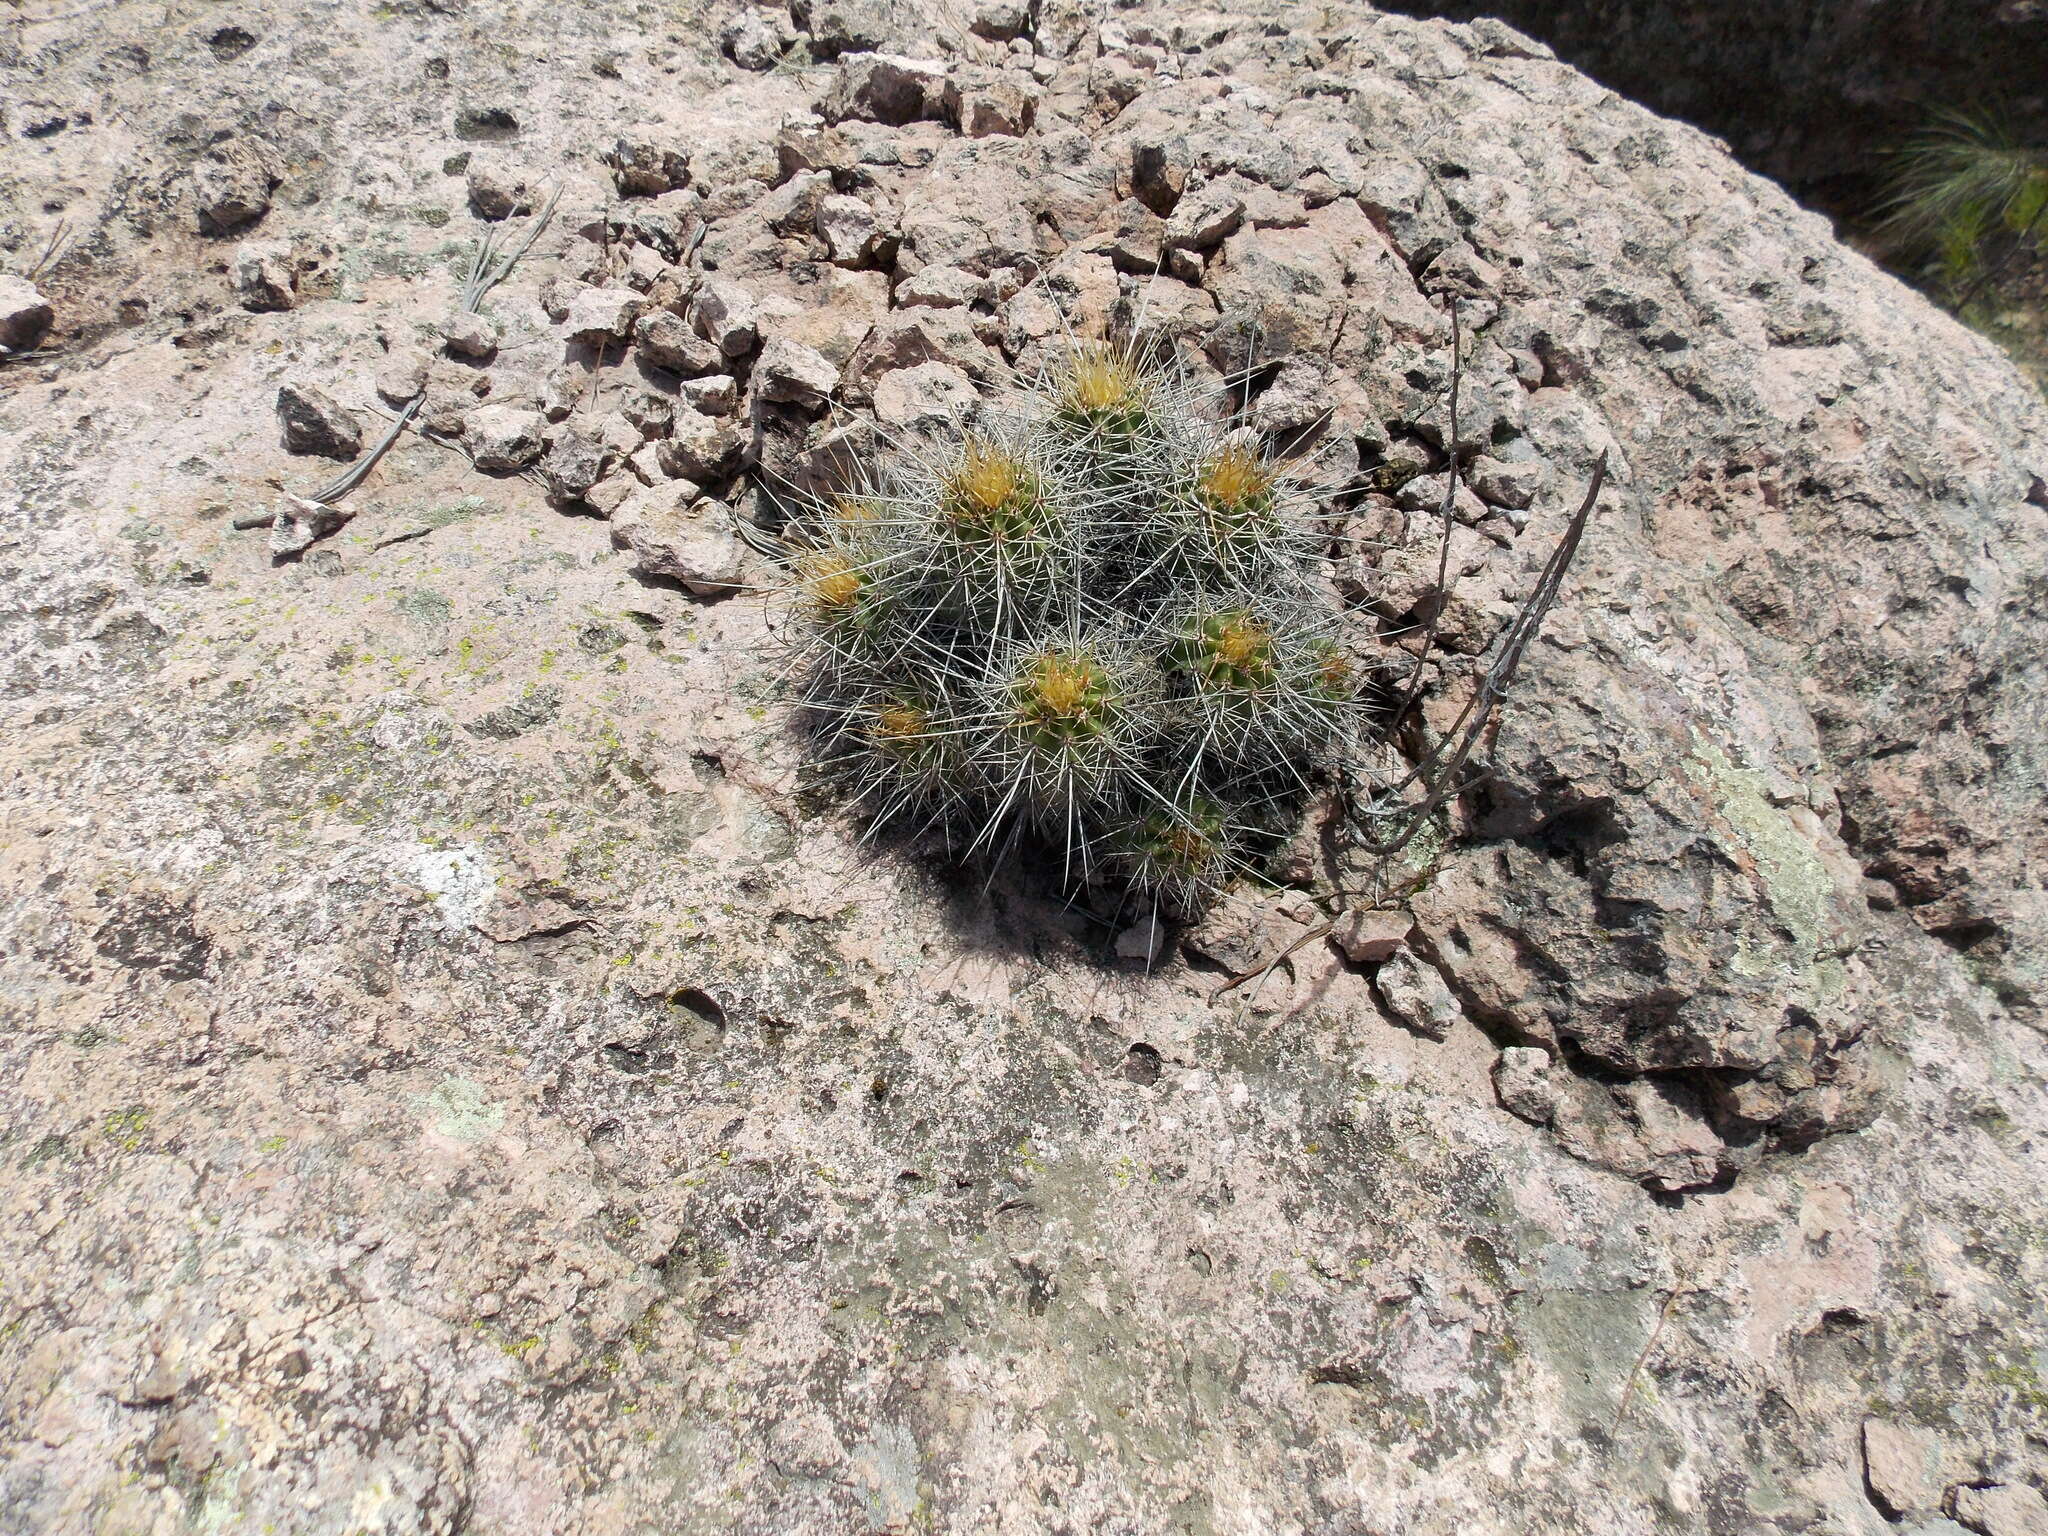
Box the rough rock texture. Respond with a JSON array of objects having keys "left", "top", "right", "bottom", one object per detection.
[
  {"left": 230, "top": 240, "right": 298, "bottom": 313},
  {"left": 274, "top": 379, "right": 363, "bottom": 460},
  {"left": 189, "top": 136, "right": 280, "bottom": 234},
  {"left": 2, "top": 2, "right": 2046, "bottom": 1533},
  {"left": 1954, "top": 1483, "right": 2048, "bottom": 1536},
  {"left": 0, "top": 275, "right": 54, "bottom": 351},
  {"left": 610, "top": 487, "right": 747, "bottom": 594},
  {"left": 464, "top": 404, "right": 546, "bottom": 472}
]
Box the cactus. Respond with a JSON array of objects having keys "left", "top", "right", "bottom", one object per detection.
[{"left": 785, "top": 339, "right": 1366, "bottom": 913}]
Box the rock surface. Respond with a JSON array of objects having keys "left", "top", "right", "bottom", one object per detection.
[
  {"left": 0, "top": 2, "right": 2045, "bottom": 1534},
  {"left": 611, "top": 488, "right": 747, "bottom": 594},
  {"left": 190, "top": 136, "right": 280, "bottom": 233},
  {"left": 274, "top": 379, "right": 362, "bottom": 460},
  {"left": 0, "top": 276, "right": 54, "bottom": 352},
  {"left": 1954, "top": 1484, "right": 2048, "bottom": 1536},
  {"left": 456, "top": 405, "right": 540, "bottom": 472},
  {"left": 230, "top": 240, "right": 298, "bottom": 313}
]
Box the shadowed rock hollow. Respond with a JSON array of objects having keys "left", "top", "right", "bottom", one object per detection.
[
  {"left": 1382, "top": 0, "right": 2048, "bottom": 208},
  {"left": 1, "top": 2, "right": 2045, "bottom": 1533}
]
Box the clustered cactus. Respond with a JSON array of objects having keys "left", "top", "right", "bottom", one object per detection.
[{"left": 785, "top": 341, "right": 1365, "bottom": 914}]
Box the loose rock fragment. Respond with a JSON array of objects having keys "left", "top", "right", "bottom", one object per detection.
[
  {"left": 622, "top": 243, "right": 671, "bottom": 292},
  {"left": 622, "top": 391, "right": 675, "bottom": 438},
  {"left": 843, "top": 310, "right": 999, "bottom": 401},
  {"left": 269, "top": 497, "right": 353, "bottom": 558},
  {"left": 634, "top": 310, "right": 726, "bottom": 376},
  {"left": 465, "top": 155, "right": 531, "bottom": 220},
  {"left": 680, "top": 374, "right": 738, "bottom": 415},
  {"left": 758, "top": 170, "right": 833, "bottom": 237},
  {"left": 627, "top": 442, "right": 670, "bottom": 486},
  {"left": 659, "top": 412, "right": 745, "bottom": 480},
  {"left": 590, "top": 409, "right": 643, "bottom": 459},
  {"left": 231, "top": 242, "right": 296, "bottom": 313},
  {"left": 966, "top": 0, "right": 1030, "bottom": 40},
  {"left": 605, "top": 137, "right": 689, "bottom": 196},
  {"left": 540, "top": 365, "right": 585, "bottom": 420},
  {"left": 441, "top": 310, "right": 499, "bottom": 359},
  {"left": 823, "top": 52, "right": 947, "bottom": 126},
  {"left": 1001, "top": 264, "right": 1097, "bottom": 347},
  {"left": 0, "top": 276, "right": 53, "bottom": 353},
  {"left": 611, "top": 488, "right": 745, "bottom": 595},
  {"left": 942, "top": 69, "right": 1039, "bottom": 138},
  {"left": 1163, "top": 179, "right": 1247, "bottom": 252},
  {"left": 1250, "top": 356, "right": 1337, "bottom": 435},
  {"left": 1330, "top": 909, "right": 1413, "bottom": 965},
  {"left": 722, "top": 7, "right": 797, "bottom": 70},
  {"left": 1379, "top": 437, "right": 1438, "bottom": 484},
  {"left": 540, "top": 426, "right": 616, "bottom": 500},
  {"left": 1492, "top": 1047, "right": 1557, "bottom": 1125},
  {"left": 1466, "top": 455, "right": 1541, "bottom": 511},
  {"left": 275, "top": 381, "right": 362, "bottom": 460},
  {"left": 584, "top": 474, "right": 636, "bottom": 518},
  {"left": 1374, "top": 950, "right": 1461, "bottom": 1041},
  {"left": 1097, "top": 198, "right": 1166, "bottom": 272},
  {"left": 693, "top": 278, "right": 761, "bottom": 358},
  {"left": 1396, "top": 471, "right": 1491, "bottom": 527},
  {"left": 564, "top": 287, "right": 643, "bottom": 344},
  {"left": 539, "top": 274, "right": 588, "bottom": 323},
  {"left": 779, "top": 120, "right": 853, "bottom": 182},
  {"left": 1180, "top": 896, "right": 1309, "bottom": 977},
  {"left": 465, "top": 405, "right": 547, "bottom": 471},
  {"left": 376, "top": 351, "right": 430, "bottom": 406},
  {"left": 893, "top": 265, "right": 978, "bottom": 309},
  {"left": 872, "top": 362, "right": 975, "bottom": 430},
  {"left": 797, "top": 0, "right": 901, "bottom": 60},
  {"left": 192, "top": 137, "right": 280, "bottom": 233},
  {"left": 753, "top": 337, "right": 839, "bottom": 408},
  {"left": 815, "top": 194, "right": 881, "bottom": 266}
]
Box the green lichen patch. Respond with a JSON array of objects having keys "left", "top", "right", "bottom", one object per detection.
[
  {"left": 1686, "top": 740, "right": 1835, "bottom": 954},
  {"left": 416, "top": 1076, "right": 506, "bottom": 1142}
]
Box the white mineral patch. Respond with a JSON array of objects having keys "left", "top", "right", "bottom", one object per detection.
[{"left": 407, "top": 844, "right": 492, "bottom": 932}]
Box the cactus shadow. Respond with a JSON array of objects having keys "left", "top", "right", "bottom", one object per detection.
[{"left": 853, "top": 821, "right": 1143, "bottom": 969}]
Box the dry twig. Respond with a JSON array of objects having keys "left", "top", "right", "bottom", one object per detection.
[
  {"left": 1612, "top": 1282, "right": 1691, "bottom": 1433},
  {"left": 1340, "top": 451, "right": 1606, "bottom": 867}
]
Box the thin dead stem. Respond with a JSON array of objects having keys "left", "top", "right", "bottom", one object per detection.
[
  {"left": 1343, "top": 448, "right": 1607, "bottom": 866},
  {"left": 1612, "top": 1283, "right": 1690, "bottom": 1433}
]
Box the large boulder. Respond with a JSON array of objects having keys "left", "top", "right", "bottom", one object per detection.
[{"left": 1, "top": 5, "right": 2045, "bottom": 1536}]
